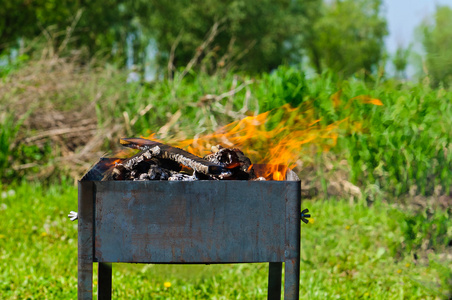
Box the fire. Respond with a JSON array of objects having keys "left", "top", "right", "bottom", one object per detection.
[
  {"left": 169, "top": 103, "right": 345, "bottom": 180},
  {"left": 111, "top": 159, "right": 122, "bottom": 165},
  {"left": 273, "top": 171, "right": 284, "bottom": 181},
  {"left": 103, "top": 149, "right": 136, "bottom": 168},
  {"left": 141, "top": 103, "right": 349, "bottom": 180},
  {"left": 126, "top": 94, "right": 382, "bottom": 180}
]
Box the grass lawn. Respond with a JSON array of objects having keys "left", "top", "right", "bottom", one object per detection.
[{"left": 0, "top": 183, "right": 450, "bottom": 299}]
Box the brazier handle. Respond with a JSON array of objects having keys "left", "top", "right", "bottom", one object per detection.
[
  {"left": 301, "top": 208, "right": 311, "bottom": 224},
  {"left": 68, "top": 211, "right": 78, "bottom": 221}
]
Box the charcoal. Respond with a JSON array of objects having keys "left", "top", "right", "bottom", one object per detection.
[
  {"left": 103, "top": 163, "right": 126, "bottom": 181},
  {"left": 168, "top": 173, "right": 196, "bottom": 181},
  {"left": 203, "top": 146, "right": 241, "bottom": 168},
  {"left": 134, "top": 173, "right": 150, "bottom": 181},
  {"left": 234, "top": 149, "right": 255, "bottom": 176},
  {"left": 112, "top": 165, "right": 126, "bottom": 180},
  {"left": 130, "top": 170, "right": 137, "bottom": 178},
  {"left": 203, "top": 145, "right": 256, "bottom": 180},
  {"left": 134, "top": 160, "right": 152, "bottom": 174},
  {"left": 124, "top": 164, "right": 172, "bottom": 181},
  {"left": 148, "top": 165, "right": 171, "bottom": 180},
  {"left": 193, "top": 171, "right": 216, "bottom": 180},
  {"left": 122, "top": 150, "right": 153, "bottom": 170},
  {"left": 158, "top": 158, "right": 183, "bottom": 172}
]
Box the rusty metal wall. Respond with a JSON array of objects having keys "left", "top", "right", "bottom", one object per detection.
[{"left": 92, "top": 181, "right": 299, "bottom": 263}]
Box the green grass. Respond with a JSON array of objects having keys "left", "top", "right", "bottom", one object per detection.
[{"left": 0, "top": 183, "right": 450, "bottom": 299}]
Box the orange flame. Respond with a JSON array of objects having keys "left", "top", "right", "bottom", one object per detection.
[
  {"left": 351, "top": 95, "right": 383, "bottom": 106},
  {"left": 273, "top": 171, "right": 284, "bottom": 181},
  {"left": 144, "top": 102, "right": 350, "bottom": 180},
  {"left": 124, "top": 94, "right": 382, "bottom": 181},
  {"left": 103, "top": 148, "right": 137, "bottom": 168}
]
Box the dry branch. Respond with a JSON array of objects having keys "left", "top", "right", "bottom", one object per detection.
[
  {"left": 176, "top": 20, "right": 224, "bottom": 84},
  {"left": 23, "top": 124, "right": 97, "bottom": 143},
  {"left": 167, "top": 30, "right": 184, "bottom": 81}
]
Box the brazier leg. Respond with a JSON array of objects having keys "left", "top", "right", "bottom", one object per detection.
[
  {"left": 267, "top": 262, "right": 282, "bottom": 300},
  {"left": 78, "top": 260, "right": 93, "bottom": 300},
  {"left": 98, "top": 263, "right": 112, "bottom": 300},
  {"left": 78, "top": 181, "right": 94, "bottom": 300},
  {"left": 283, "top": 259, "right": 300, "bottom": 300},
  {"left": 283, "top": 184, "right": 301, "bottom": 299}
]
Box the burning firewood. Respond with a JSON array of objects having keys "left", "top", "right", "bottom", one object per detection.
[
  {"left": 203, "top": 145, "right": 256, "bottom": 180},
  {"left": 102, "top": 138, "right": 259, "bottom": 181},
  {"left": 103, "top": 150, "right": 182, "bottom": 181},
  {"left": 120, "top": 138, "right": 225, "bottom": 176}
]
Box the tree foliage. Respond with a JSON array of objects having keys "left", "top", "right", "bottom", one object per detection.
[
  {"left": 133, "top": 0, "right": 322, "bottom": 73},
  {"left": 0, "top": 0, "right": 39, "bottom": 52},
  {"left": 392, "top": 45, "right": 411, "bottom": 79},
  {"left": 0, "top": 0, "right": 133, "bottom": 63},
  {"left": 304, "top": 0, "right": 387, "bottom": 76},
  {"left": 1, "top": 0, "right": 392, "bottom": 75},
  {"left": 420, "top": 5, "right": 452, "bottom": 87},
  {"left": 1, "top": 0, "right": 325, "bottom": 73}
]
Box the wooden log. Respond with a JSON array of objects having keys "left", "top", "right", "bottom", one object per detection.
[
  {"left": 203, "top": 145, "right": 255, "bottom": 180},
  {"left": 120, "top": 138, "right": 224, "bottom": 175}
]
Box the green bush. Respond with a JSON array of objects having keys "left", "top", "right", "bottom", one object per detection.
[
  {"left": 254, "top": 68, "right": 452, "bottom": 197},
  {"left": 1, "top": 60, "right": 451, "bottom": 199}
]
